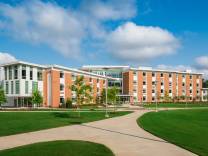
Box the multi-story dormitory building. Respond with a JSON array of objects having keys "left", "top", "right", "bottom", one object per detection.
[
  {"left": 0, "top": 61, "right": 113, "bottom": 107},
  {"left": 122, "top": 67, "right": 203, "bottom": 103},
  {"left": 0, "top": 61, "right": 205, "bottom": 107}
]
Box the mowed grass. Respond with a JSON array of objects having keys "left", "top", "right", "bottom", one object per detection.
[
  {"left": 0, "top": 140, "right": 114, "bottom": 156},
  {"left": 138, "top": 109, "right": 208, "bottom": 156},
  {"left": 0, "top": 111, "right": 131, "bottom": 137},
  {"left": 143, "top": 102, "right": 208, "bottom": 108}
]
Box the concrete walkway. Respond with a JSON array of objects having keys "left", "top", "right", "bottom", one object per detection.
[{"left": 0, "top": 110, "right": 196, "bottom": 156}]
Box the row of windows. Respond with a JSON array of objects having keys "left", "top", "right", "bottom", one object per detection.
[
  {"left": 4, "top": 66, "right": 43, "bottom": 81},
  {"left": 5, "top": 81, "right": 38, "bottom": 95},
  {"left": 133, "top": 71, "right": 200, "bottom": 79}
]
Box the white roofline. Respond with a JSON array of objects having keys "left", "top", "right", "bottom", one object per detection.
[
  {"left": 49, "top": 65, "right": 119, "bottom": 80},
  {"left": 128, "top": 68, "right": 203, "bottom": 75},
  {"left": 0, "top": 61, "right": 47, "bottom": 68},
  {"left": 82, "top": 65, "right": 130, "bottom": 69}
]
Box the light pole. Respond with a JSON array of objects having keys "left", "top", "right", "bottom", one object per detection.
[
  {"left": 105, "top": 78, "right": 109, "bottom": 118},
  {"left": 185, "top": 83, "right": 188, "bottom": 108}
]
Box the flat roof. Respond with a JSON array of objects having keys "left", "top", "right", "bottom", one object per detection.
[
  {"left": 0, "top": 61, "right": 47, "bottom": 68},
  {"left": 48, "top": 65, "right": 119, "bottom": 80},
  {"left": 129, "top": 67, "right": 203, "bottom": 75},
  {"left": 82, "top": 65, "right": 130, "bottom": 70}
]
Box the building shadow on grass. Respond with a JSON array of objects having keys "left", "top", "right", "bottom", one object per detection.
[{"left": 52, "top": 112, "right": 82, "bottom": 124}]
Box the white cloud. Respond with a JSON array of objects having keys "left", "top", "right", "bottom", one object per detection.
[
  {"left": 80, "top": 0, "right": 137, "bottom": 21},
  {"left": 195, "top": 56, "right": 208, "bottom": 68},
  {"left": 106, "top": 22, "right": 180, "bottom": 62},
  {"left": 0, "top": 52, "right": 17, "bottom": 64},
  {"left": 0, "top": 1, "right": 84, "bottom": 58}
]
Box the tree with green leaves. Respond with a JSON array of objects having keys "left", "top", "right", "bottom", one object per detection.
[
  {"left": 0, "top": 87, "right": 7, "bottom": 108},
  {"left": 69, "top": 76, "right": 92, "bottom": 117},
  {"left": 164, "top": 91, "right": 171, "bottom": 102},
  {"left": 32, "top": 89, "right": 43, "bottom": 107},
  {"left": 100, "top": 87, "right": 119, "bottom": 112}
]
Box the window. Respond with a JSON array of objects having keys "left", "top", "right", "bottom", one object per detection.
[
  {"left": 152, "top": 90, "right": 155, "bottom": 93},
  {"left": 169, "top": 73, "right": 172, "bottom": 78},
  {"left": 60, "top": 72, "right": 64, "bottom": 78},
  {"left": 190, "top": 83, "right": 192, "bottom": 87},
  {"left": 143, "top": 81, "right": 146, "bottom": 85},
  {"left": 182, "top": 74, "right": 185, "bottom": 78},
  {"left": 97, "top": 88, "right": 99, "bottom": 93},
  {"left": 89, "top": 78, "right": 92, "bottom": 82},
  {"left": 182, "top": 83, "right": 185, "bottom": 87},
  {"left": 60, "top": 97, "right": 64, "bottom": 104},
  {"left": 30, "top": 67, "right": 33, "bottom": 80},
  {"left": 190, "top": 90, "right": 192, "bottom": 94},
  {"left": 37, "top": 69, "right": 42, "bottom": 81},
  {"left": 161, "top": 89, "right": 164, "bottom": 93},
  {"left": 60, "top": 84, "right": 64, "bottom": 91},
  {"left": 143, "top": 96, "right": 146, "bottom": 101},
  {"left": 169, "top": 90, "right": 172, "bottom": 93},
  {"left": 160, "top": 73, "right": 164, "bottom": 77},
  {"left": 197, "top": 83, "right": 199, "bottom": 87},
  {"left": 152, "top": 81, "right": 155, "bottom": 85},
  {"left": 32, "top": 81, "right": 38, "bottom": 91},
  {"left": 14, "top": 66, "right": 18, "bottom": 79},
  {"left": 25, "top": 81, "right": 29, "bottom": 94},
  {"left": 152, "top": 97, "right": 155, "bottom": 101},
  {"left": 103, "top": 80, "right": 105, "bottom": 84},
  {"left": 11, "top": 81, "right": 14, "bottom": 94},
  {"left": 190, "top": 75, "right": 192, "bottom": 79},
  {"left": 9, "top": 66, "right": 12, "bottom": 80},
  {"left": 15, "top": 81, "right": 20, "bottom": 94},
  {"left": 161, "top": 82, "right": 164, "bottom": 86},
  {"left": 97, "top": 79, "right": 99, "bottom": 83},
  {"left": 72, "top": 74, "right": 76, "bottom": 81},
  {"left": 6, "top": 82, "right": 9, "bottom": 94},
  {"left": 133, "top": 71, "right": 137, "bottom": 75},
  {"left": 4, "top": 67, "right": 7, "bottom": 80},
  {"left": 143, "top": 72, "right": 146, "bottom": 76},
  {"left": 22, "top": 65, "right": 26, "bottom": 79},
  {"left": 152, "top": 73, "right": 155, "bottom": 77},
  {"left": 143, "top": 89, "right": 146, "bottom": 93}
]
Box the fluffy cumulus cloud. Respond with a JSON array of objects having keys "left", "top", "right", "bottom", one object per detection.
[
  {"left": 80, "top": 0, "right": 137, "bottom": 21},
  {"left": 0, "top": 1, "right": 84, "bottom": 58},
  {"left": 107, "top": 22, "right": 180, "bottom": 61},
  {"left": 0, "top": 52, "right": 17, "bottom": 64},
  {"left": 195, "top": 56, "right": 208, "bottom": 68},
  {"left": 0, "top": 0, "right": 179, "bottom": 62}
]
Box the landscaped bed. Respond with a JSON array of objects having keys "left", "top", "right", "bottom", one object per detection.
[
  {"left": 138, "top": 109, "right": 208, "bottom": 156},
  {"left": 0, "top": 140, "right": 114, "bottom": 156},
  {"left": 0, "top": 111, "right": 131, "bottom": 137}
]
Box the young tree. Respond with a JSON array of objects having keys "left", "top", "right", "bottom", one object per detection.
[
  {"left": 32, "top": 90, "right": 43, "bottom": 107},
  {"left": 69, "top": 76, "right": 92, "bottom": 117},
  {"left": 164, "top": 91, "right": 171, "bottom": 102},
  {"left": 0, "top": 87, "right": 7, "bottom": 108}
]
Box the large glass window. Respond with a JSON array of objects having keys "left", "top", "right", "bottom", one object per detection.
[
  {"left": 25, "top": 81, "right": 29, "bottom": 94},
  {"left": 14, "top": 65, "right": 18, "bottom": 79},
  {"left": 22, "top": 65, "right": 26, "bottom": 79},
  {"left": 9, "top": 66, "right": 12, "bottom": 80},
  {"left": 5, "top": 82, "right": 9, "bottom": 94},
  {"left": 4, "top": 67, "right": 7, "bottom": 80},
  {"left": 11, "top": 81, "right": 14, "bottom": 94},
  {"left": 60, "top": 84, "right": 64, "bottom": 91},
  {"left": 30, "top": 67, "right": 33, "bottom": 80},
  {"left": 37, "top": 69, "right": 42, "bottom": 81},
  {"left": 15, "top": 80, "right": 20, "bottom": 94}
]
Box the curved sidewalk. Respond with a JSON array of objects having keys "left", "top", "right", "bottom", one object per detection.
[{"left": 0, "top": 110, "right": 196, "bottom": 156}]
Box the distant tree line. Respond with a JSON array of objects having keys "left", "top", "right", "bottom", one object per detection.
[{"left": 203, "top": 79, "right": 208, "bottom": 88}]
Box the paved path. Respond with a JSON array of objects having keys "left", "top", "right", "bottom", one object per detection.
[{"left": 0, "top": 110, "right": 196, "bottom": 156}]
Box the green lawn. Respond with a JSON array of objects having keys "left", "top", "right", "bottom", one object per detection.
[
  {"left": 0, "top": 111, "right": 131, "bottom": 137},
  {"left": 0, "top": 140, "right": 114, "bottom": 156},
  {"left": 143, "top": 102, "right": 208, "bottom": 108},
  {"left": 138, "top": 109, "right": 208, "bottom": 156}
]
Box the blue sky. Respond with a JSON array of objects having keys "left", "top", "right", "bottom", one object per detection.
[{"left": 0, "top": 0, "right": 208, "bottom": 77}]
